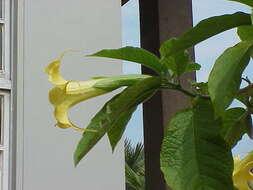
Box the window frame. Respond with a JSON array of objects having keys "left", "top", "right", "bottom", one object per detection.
[
  {"left": 0, "top": 0, "right": 12, "bottom": 190},
  {"left": 0, "top": 91, "right": 10, "bottom": 190},
  {"left": 1, "top": 0, "right": 10, "bottom": 82}
]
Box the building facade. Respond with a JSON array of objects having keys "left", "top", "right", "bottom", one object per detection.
[{"left": 0, "top": 0, "right": 125, "bottom": 189}]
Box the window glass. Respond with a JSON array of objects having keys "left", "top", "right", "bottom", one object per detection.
[
  {"left": 0, "top": 0, "right": 9, "bottom": 189},
  {"left": 0, "top": 0, "right": 3, "bottom": 19},
  {"left": 0, "top": 96, "right": 3, "bottom": 145},
  {"left": 0, "top": 25, "right": 3, "bottom": 71},
  {"left": 0, "top": 151, "right": 3, "bottom": 190}
]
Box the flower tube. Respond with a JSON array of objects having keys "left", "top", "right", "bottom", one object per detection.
[{"left": 46, "top": 52, "right": 151, "bottom": 131}]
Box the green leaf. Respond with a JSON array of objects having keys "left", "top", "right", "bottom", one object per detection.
[
  {"left": 237, "top": 26, "right": 253, "bottom": 41},
  {"left": 161, "top": 12, "right": 251, "bottom": 56},
  {"left": 208, "top": 41, "right": 253, "bottom": 116},
  {"left": 125, "top": 164, "right": 145, "bottom": 190},
  {"left": 160, "top": 42, "right": 189, "bottom": 75},
  {"left": 160, "top": 50, "right": 190, "bottom": 76},
  {"left": 74, "top": 77, "right": 160, "bottom": 166},
  {"left": 89, "top": 46, "right": 164, "bottom": 74},
  {"left": 221, "top": 108, "right": 248, "bottom": 148},
  {"left": 228, "top": 0, "right": 253, "bottom": 7},
  {"left": 124, "top": 139, "right": 145, "bottom": 189},
  {"left": 107, "top": 107, "right": 137, "bottom": 152},
  {"left": 252, "top": 11, "right": 253, "bottom": 24},
  {"left": 185, "top": 62, "right": 201, "bottom": 72},
  {"left": 160, "top": 40, "right": 198, "bottom": 76},
  {"left": 160, "top": 99, "right": 234, "bottom": 190},
  {"left": 191, "top": 81, "right": 209, "bottom": 95}
]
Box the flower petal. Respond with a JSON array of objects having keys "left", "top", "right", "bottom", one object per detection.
[
  {"left": 49, "top": 84, "right": 107, "bottom": 131},
  {"left": 233, "top": 154, "right": 253, "bottom": 190},
  {"left": 46, "top": 52, "right": 154, "bottom": 132},
  {"left": 46, "top": 50, "right": 81, "bottom": 86},
  {"left": 45, "top": 55, "right": 66, "bottom": 86}
]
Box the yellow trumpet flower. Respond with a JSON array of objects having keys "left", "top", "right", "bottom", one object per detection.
[
  {"left": 46, "top": 52, "right": 150, "bottom": 131},
  {"left": 233, "top": 153, "right": 253, "bottom": 190}
]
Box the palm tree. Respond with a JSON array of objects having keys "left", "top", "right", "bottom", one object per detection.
[{"left": 124, "top": 139, "right": 145, "bottom": 190}]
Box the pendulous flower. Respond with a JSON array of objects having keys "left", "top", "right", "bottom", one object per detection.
[
  {"left": 46, "top": 52, "right": 151, "bottom": 131},
  {"left": 233, "top": 153, "right": 253, "bottom": 190}
]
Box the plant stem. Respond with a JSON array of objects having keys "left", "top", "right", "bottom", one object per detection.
[
  {"left": 163, "top": 81, "right": 253, "bottom": 100},
  {"left": 161, "top": 82, "right": 210, "bottom": 99},
  {"left": 239, "top": 83, "right": 253, "bottom": 95}
]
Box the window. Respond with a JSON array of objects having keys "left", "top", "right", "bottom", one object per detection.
[
  {"left": 0, "top": 92, "right": 10, "bottom": 190},
  {"left": 0, "top": 0, "right": 10, "bottom": 81},
  {"left": 0, "top": 0, "right": 11, "bottom": 190}
]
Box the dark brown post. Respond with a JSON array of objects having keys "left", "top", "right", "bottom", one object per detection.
[
  {"left": 121, "top": 0, "right": 130, "bottom": 6},
  {"left": 139, "top": 1, "right": 195, "bottom": 190}
]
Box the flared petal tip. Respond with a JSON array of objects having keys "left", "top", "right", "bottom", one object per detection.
[
  {"left": 55, "top": 122, "right": 97, "bottom": 133},
  {"left": 46, "top": 58, "right": 67, "bottom": 86}
]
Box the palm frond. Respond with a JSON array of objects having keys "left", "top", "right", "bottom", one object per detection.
[{"left": 124, "top": 139, "right": 145, "bottom": 190}]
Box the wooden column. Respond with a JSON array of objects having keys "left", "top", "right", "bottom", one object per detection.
[{"left": 139, "top": 0, "right": 195, "bottom": 189}]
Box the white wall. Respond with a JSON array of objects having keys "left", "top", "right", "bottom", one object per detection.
[{"left": 16, "top": 0, "right": 124, "bottom": 189}]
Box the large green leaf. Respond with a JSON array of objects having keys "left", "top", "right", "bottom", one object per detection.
[
  {"left": 221, "top": 108, "right": 248, "bottom": 148},
  {"left": 208, "top": 41, "right": 253, "bottom": 116},
  {"left": 252, "top": 11, "right": 253, "bottom": 23},
  {"left": 74, "top": 77, "right": 160, "bottom": 166},
  {"left": 160, "top": 99, "right": 234, "bottom": 190},
  {"left": 107, "top": 107, "right": 137, "bottom": 152},
  {"left": 228, "top": 0, "right": 253, "bottom": 7},
  {"left": 237, "top": 25, "right": 253, "bottom": 57},
  {"left": 89, "top": 47, "right": 164, "bottom": 74},
  {"left": 161, "top": 12, "right": 251, "bottom": 56},
  {"left": 237, "top": 26, "right": 253, "bottom": 41}
]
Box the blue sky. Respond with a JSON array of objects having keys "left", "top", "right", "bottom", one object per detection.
[
  {"left": 122, "top": 0, "right": 253, "bottom": 156},
  {"left": 122, "top": 0, "right": 142, "bottom": 145}
]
